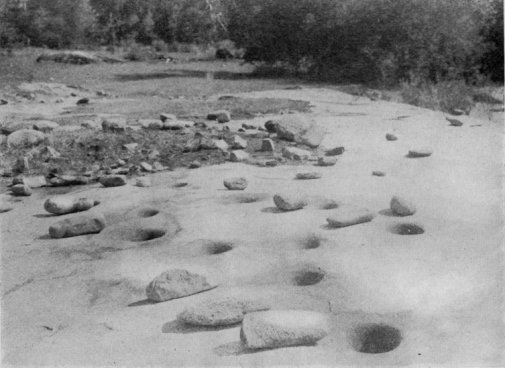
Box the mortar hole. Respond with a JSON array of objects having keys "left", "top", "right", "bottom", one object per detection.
[
  {"left": 350, "top": 323, "right": 402, "bottom": 354},
  {"left": 293, "top": 266, "right": 325, "bottom": 286},
  {"left": 390, "top": 223, "right": 424, "bottom": 235},
  {"left": 303, "top": 234, "right": 322, "bottom": 249},
  {"left": 134, "top": 228, "right": 166, "bottom": 242},
  {"left": 320, "top": 200, "right": 339, "bottom": 210}
]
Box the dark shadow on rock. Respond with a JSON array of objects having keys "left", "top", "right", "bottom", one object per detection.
[
  {"left": 261, "top": 207, "right": 285, "bottom": 214},
  {"left": 33, "top": 213, "right": 55, "bottom": 218},
  {"left": 37, "top": 234, "right": 52, "bottom": 240},
  {"left": 378, "top": 209, "right": 401, "bottom": 217},
  {"left": 162, "top": 319, "right": 239, "bottom": 334},
  {"left": 128, "top": 298, "right": 158, "bottom": 307},
  {"left": 214, "top": 341, "right": 313, "bottom": 356}
]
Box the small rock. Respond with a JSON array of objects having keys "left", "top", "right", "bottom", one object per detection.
[
  {"left": 146, "top": 269, "right": 215, "bottom": 302},
  {"left": 135, "top": 177, "right": 152, "bottom": 187},
  {"left": 11, "top": 184, "right": 32, "bottom": 196},
  {"left": 224, "top": 177, "right": 248, "bottom": 190},
  {"left": 372, "top": 171, "right": 386, "bottom": 177},
  {"left": 139, "top": 162, "right": 153, "bottom": 172},
  {"left": 242, "top": 123, "right": 257, "bottom": 130},
  {"left": 81, "top": 120, "right": 100, "bottom": 129},
  {"left": 76, "top": 97, "right": 89, "bottom": 105},
  {"left": 122, "top": 143, "right": 138, "bottom": 152},
  {"left": 264, "top": 120, "right": 277, "bottom": 133},
  {"left": 282, "top": 147, "right": 311, "bottom": 161},
  {"left": 14, "top": 175, "right": 47, "bottom": 188},
  {"left": 152, "top": 161, "right": 165, "bottom": 171},
  {"left": 139, "top": 119, "right": 163, "bottom": 130},
  {"left": 50, "top": 175, "right": 90, "bottom": 186},
  {"left": 446, "top": 117, "right": 463, "bottom": 126},
  {"left": 12, "top": 156, "right": 30, "bottom": 173},
  {"left": 148, "top": 149, "right": 160, "bottom": 160},
  {"left": 189, "top": 160, "right": 201, "bottom": 169},
  {"left": 386, "top": 133, "right": 398, "bottom": 141},
  {"left": 0, "top": 98, "right": 8, "bottom": 105},
  {"left": 40, "top": 146, "right": 61, "bottom": 159},
  {"left": 44, "top": 196, "right": 97, "bottom": 215},
  {"left": 390, "top": 196, "right": 416, "bottom": 216},
  {"left": 207, "top": 110, "right": 231, "bottom": 123},
  {"left": 99, "top": 175, "right": 127, "bottom": 187},
  {"left": 273, "top": 194, "right": 307, "bottom": 211},
  {"left": 326, "top": 207, "right": 375, "bottom": 228},
  {"left": 229, "top": 150, "right": 249, "bottom": 162},
  {"left": 295, "top": 172, "right": 322, "bottom": 180},
  {"left": 7, "top": 129, "right": 46, "bottom": 148},
  {"left": 449, "top": 108, "right": 466, "bottom": 116},
  {"left": 32, "top": 120, "right": 59, "bottom": 133},
  {"left": 407, "top": 148, "right": 433, "bottom": 158},
  {"left": 96, "top": 90, "right": 107, "bottom": 97},
  {"left": 232, "top": 135, "right": 247, "bottom": 149},
  {"left": 213, "top": 139, "right": 229, "bottom": 152},
  {"left": 325, "top": 145, "right": 345, "bottom": 156},
  {"left": 102, "top": 117, "right": 126, "bottom": 132},
  {"left": 48, "top": 213, "right": 106, "bottom": 238},
  {"left": 265, "top": 160, "right": 278, "bottom": 167},
  {"left": 240, "top": 310, "right": 330, "bottom": 349},
  {"left": 318, "top": 157, "right": 337, "bottom": 166},
  {"left": 160, "top": 113, "right": 177, "bottom": 122},
  {"left": 178, "top": 297, "right": 270, "bottom": 326},
  {"left": 261, "top": 138, "right": 275, "bottom": 152}
]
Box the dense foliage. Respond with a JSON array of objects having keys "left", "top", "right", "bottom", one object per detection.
[{"left": 0, "top": 0, "right": 503, "bottom": 83}]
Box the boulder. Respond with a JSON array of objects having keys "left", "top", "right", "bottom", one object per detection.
[
  {"left": 1, "top": 121, "right": 34, "bottom": 135},
  {"left": 407, "top": 148, "right": 433, "bottom": 158},
  {"left": 295, "top": 172, "right": 322, "bottom": 180},
  {"left": 81, "top": 120, "right": 101, "bottom": 130},
  {"left": 48, "top": 213, "right": 106, "bottom": 238},
  {"left": 390, "top": 196, "right": 416, "bottom": 216},
  {"left": 325, "top": 145, "right": 345, "bottom": 156},
  {"left": 264, "top": 120, "right": 277, "bottom": 133},
  {"left": 139, "top": 162, "right": 153, "bottom": 172},
  {"left": 178, "top": 297, "right": 270, "bottom": 326},
  {"left": 273, "top": 194, "right": 307, "bottom": 211},
  {"left": 213, "top": 139, "right": 229, "bottom": 152},
  {"left": 11, "top": 184, "right": 32, "bottom": 196},
  {"left": 275, "top": 115, "right": 324, "bottom": 148},
  {"left": 146, "top": 269, "right": 215, "bottom": 302},
  {"left": 207, "top": 110, "right": 231, "bottom": 123},
  {"left": 13, "top": 175, "right": 47, "bottom": 188},
  {"left": 230, "top": 150, "right": 249, "bottom": 162},
  {"left": 7, "top": 129, "right": 46, "bottom": 148},
  {"left": 326, "top": 207, "right": 375, "bottom": 228},
  {"left": 99, "top": 175, "right": 127, "bottom": 187},
  {"left": 224, "top": 177, "right": 248, "bottom": 190},
  {"left": 240, "top": 310, "right": 330, "bottom": 349},
  {"left": 135, "top": 177, "right": 152, "bottom": 187},
  {"left": 232, "top": 135, "right": 248, "bottom": 149},
  {"left": 102, "top": 117, "right": 126, "bottom": 132},
  {"left": 49, "top": 175, "right": 90, "bottom": 187},
  {"left": 318, "top": 157, "right": 337, "bottom": 166},
  {"left": 189, "top": 160, "right": 201, "bottom": 169},
  {"left": 32, "top": 120, "right": 59, "bottom": 133},
  {"left": 446, "top": 117, "right": 463, "bottom": 126},
  {"left": 44, "top": 196, "right": 98, "bottom": 215},
  {"left": 282, "top": 147, "right": 311, "bottom": 161},
  {"left": 261, "top": 138, "right": 275, "bottom": 152}
]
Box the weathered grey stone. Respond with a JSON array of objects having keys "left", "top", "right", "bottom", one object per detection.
[
  {"left": 139, "top": 162, "right": 153, "bottom": 172},
  {"left": 135, "top": 177, "right": 152, "bottom": 187},
  {"left": 44, "top": 196, "right": 97, "bottom": 215},
  {"left": 386, "top": 133, "right": 398, "bottom": 141},
  {"left": 14, "top": 175, "right": 47, "bottom": 188},
  {"left": 295, "top": 172, "right": 322, "bottom": 180},
  {"left": 102, "top": 117, "right": 126, "bottom": 132},
  {"left": 390, "top": 196, "right": 416, "bottom": 216},
  {"left": 229, "top": 150, "right": 249, "bottom": 162},
  {"left": 207, "top": 110, "right": 231, "bottom": 123},
  {"left": 275, "top": 115, "right": 324, "bottom": 148},
  {"left": 213, "top": 139, "right": 229, "bottom": 151},
  {"left": 273, "top": 194, "right": 307, "bottom": 211},
  {"left": 146, "top": 269, "right": 215, "bottom": 302},
  {"left": 189, "top": 160, "right": 201, "bottom": 169},
  {"left": 261, "top": 138, "right": 275, "bottom": 152},
  {"left": 240, "top": 310, "right": 330, "bottom": 349},
  {"left": 32, "top": 120, "right": 59, "bottom": 133},
  {"left": 326, "top": 207, "right": 375, "bottom": 228},
  {"left": 11, "top": 184, "right": 32, "bottom": 196},
  {"left": 232, "top": 135, "right": 247, "bottom": 149},
  {"left": 48, "top": 213, "right": 106, "bottom": 238},
  {"left": 282, "top": 147, "right": 311, "bottom": 161},
  {"left": 407, "top": 148, "right": 433, "bottom": 158},
  {"left": 7, "top": 129, "right": 46, "bottom": 148},
  {"left": 160, "top": 113, "right": 177, "bottom": 122},
  {"left": 99, "top": 175, "right": 127, "bottom": 187},
  {"left": 325, "top": 145, "right": 345, "bottom": 156},
  {"left": 318, "top": 157, "right": 337, "bottom": 166},
  {"left": 446, "top": 117, "right": 463, "bottom": 126},
  {"left": 224, "top": 177, "right": 248, "bottom": 190},
  {"left": 264, "top": 120, "right": 277, "bottom": 133},
  {"left": 178, "top": 297, "right": 270, "bottom": 326}
]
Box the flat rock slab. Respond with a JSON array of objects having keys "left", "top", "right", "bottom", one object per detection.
[
  {"left": 407, "top": 148, "right": 433, "bottom": 158},
  {"left": 390, "top": 196, "right": 416, "bottom": 216},
  {"left": 240, "top": 310, "right": 330, "bottom": 349},
  {"left": 326, "top": 207, "right": 375, "bottom": 228},
  {"left": 146, "top": 269, "right": 215, "bottom": 302},
  {"left": 44, "top": 196, "right": 97, "bottom": 215},
  {"left": 177, "top": 297, "right": 270, "bottom": 326},
  {"left": 49, "top": 213, "right": 106, "bottom": 238},
  {"left": 224, "top": 177, "right": 248, "bottom": 190},
  {"left": 273, "top": 194, "right": 307, "bottom": 211},
  {"left": 295, "top": 172, "right": 322, "bottom": 180}
]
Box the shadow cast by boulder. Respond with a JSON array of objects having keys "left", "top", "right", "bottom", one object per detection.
[
  {"left": 261, "top": 207, "right": 286, "bottom": 214},
  {"left": 378, "top": 209, "right": 401, "bottom": 217},
  {"left": 128, "top": 298, "right": 158, "bottom": 307},
  {"left": 162, "top": 320, "right": 239, "bottom": 334}
]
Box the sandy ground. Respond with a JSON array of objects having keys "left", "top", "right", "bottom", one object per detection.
[{"left": 1, "top": 87, "right": 504, "bottom": 366}]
